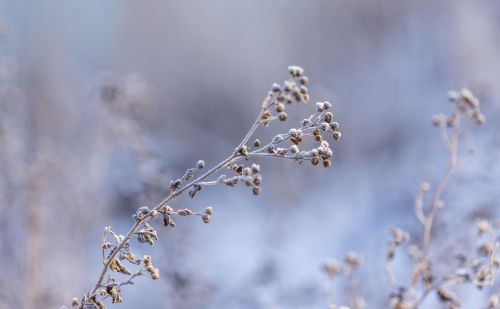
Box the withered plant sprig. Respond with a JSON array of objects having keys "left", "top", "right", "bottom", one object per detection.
[
  {"left": 384, "top": 89, "right": 496, "bottom": 309},
  {"left": 72, "top": 66, "right": 342, "bottom": 308}
]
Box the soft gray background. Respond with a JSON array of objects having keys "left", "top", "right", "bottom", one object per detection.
[{"left": 1, "top": 1, "right": 499, "bottom": 308}]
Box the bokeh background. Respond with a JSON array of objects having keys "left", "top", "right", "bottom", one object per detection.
[{"left": 1, "top": 1, "right": 500, "bottom": 308}]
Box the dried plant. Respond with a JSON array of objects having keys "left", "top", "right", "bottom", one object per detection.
[
  {"left": 67, "top": 66, "right": 342, "bottom": 308},
  {"left": 322, "top": 252, "right": 365, "bottom": 309},
  {"left": 317, "top": 88, "right": 495, "bottom": 309},
  {"left": 384, "top": 89, "right": 497, "bottom": 309}
]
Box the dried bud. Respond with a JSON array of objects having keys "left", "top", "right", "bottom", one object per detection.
[
  {"left": 420, "top": 182, "right": 431, "bottom": 192},
  {"left": 330, "top": 122, "right": 340, "bottom": 131},
  {"left": 311, "top": 157, "right": 320, "bottom": 166},
  {"left": 150, "top": 210, "right": 158, "bottom": 218},
  {"left": 276, "top": 102, "right": 285, "bottom": 112},
  {"left": 474, "top": 112, "right": 486, "bottom": 124},
  {"left": 205, "top": 207, "right": 213, "bottom": 215},
  {"left": 290, "top": 145, "right": 299, "bottom": 154},
  {"left": 177, "top": 208, "right": 193, "bottom": 216},
  {"left": 252, "top": 187, "right": 261, "bottom": 196},
  {"left": 109, "top": 258, "right": 132, "bottom": 275},
  {"left": 333, "top": 131, "right": 342, "bottom": 141},
  {"left": 390, "top": 227, "right": 409, "bottom": 246},
  {"left": 71, "top": 298, "right": 80, "bottom": 307},
  {"left": 278, "top": 112, "right": 288, "bottom": 121},
  {"left": 316, "top": 102, "right": 324, "bottom": 112},
  {"left": 476, "top": 219, "right": 492, "bottom": 235},
  {"left": 432, "top": 114, "right": 446, "bottom": 127},
  {"left": 243, "top": 167, "right": 252, "bottom": 176},
  {"left": 202, "top": 214, "right": 211, "bottom": 224},
  {"left": 324, "top": 112, "right": 333, "bottom": 123},
  {"left": 238, "top": 146, "right": 249, "bottom": 156},
  {"left": 170, "top": 178, "right": 182, "bottom": 191},
  {"left": 143, "top": 255, "right": 152, "bottom": 266},
  {"left": 251, "top": 163, "right": 261, "bottom": 174},
  {"left": 344, "top": 251, "right": 362, "bottom": 272},
  {"left": 322, "top": 261, "right": 342, "bottom": 278},
  {"left": 101, "top": 242, "right": 113, "bottom": 249},
  {"left": 253, "top": 174, "right": 262, "bottom": 186},
  {"left": 253, "top": 139, "right": 261, "bottom": 147},
  {"left": 151, "top": 268, "right": 160, "bottom": 280},
  {"left": 323, "top": 159, "right": 332, "bottom": 168},
  {"left": 196, "top": 160, "right": 205, "bottom": 169},
  {"left": 288, "top": 65, "right": 304, "bottom": 77}
]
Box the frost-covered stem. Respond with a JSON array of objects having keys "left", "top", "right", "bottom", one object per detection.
[
  {"left": 90, "top": 154, "right": 238, "bottom": 296},
  {"left": 88, "top": 99, "right": 274, "bottom": 297},
  {"left": 90, "top": 221, "right": 142, "bottom": 296},
  {"left": 417, "top": 115, "right": 460, "bottom": 308},
  {"left": 422, "top": 115, "right": 460, "bottom": 254}
]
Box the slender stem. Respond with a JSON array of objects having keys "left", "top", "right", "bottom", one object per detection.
[
  {"left": 88, "top": 101, "right": 272, "bottom": 297},
  {"left": 90, "top": 154, "right": 237, "bottom": 296},
  {"left": 422, "top": 122, "right": 459, "bottom": 254},
  {"left": 417, "top": 114, "right": 461, "bottom": 308},
  {"left": 236, "top": 108, "right": 265, "bottom": 152}
]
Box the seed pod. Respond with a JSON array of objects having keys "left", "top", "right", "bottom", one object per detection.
[
  {"left": 290, "top": 145, "right": 299, "bottom": 154},
  {"left": 253, "top": 174, "right": 262, "bottom": 186},
  {"left": 238, "top": 146, "right": 249, "bottom": 156},
  {"left": 202, "top": 214, "right": 211, "bottom": 224},
  {"left": 330, "top": 122, "right": 340, "bottom": 131},
  {"left": 251, "top": 163, "right": 261, "bottom": 174},
  {"left": 196, "top": 160, "right": 205, "bottom": 169},
  {"left": 316, "top": 102, "right": 324, "bottom": 112},
  {"left": 320, "top": 122, "right": 329, "bottom": 131},
  {"left": 143, "top": 255, "right": 152, "bottom": 266},
  {"left": 324, "top": 112, "right": 333, "bottom": 123},
  {"left": 252, "top": 187, "right": 261, "bottom": 196},
  {"left": 333, "top": 131, "right": 342, "bottom": 141},
  {"left": 243, "top": 167, "right": 252, "bottom": 176},
  {"left": 151, "top": 268, "right": 160, "bottom": 280},
  {"left": 311, "top": 157, "right": 320, "bottom": 166},
  {"left": 278, "top": 112, "right": 288, "bottom": 121},
  {"left": 177, "top": 208, "right": 193, "bottom": 216},
  {"left": 109, "top": 258, "right": 132, "bottom": 275},
  {"left": 71, "top": 298, "right": 80, "bottom": 307}
]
